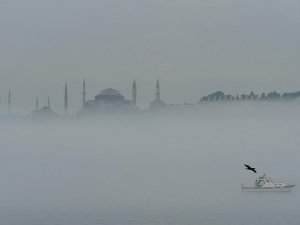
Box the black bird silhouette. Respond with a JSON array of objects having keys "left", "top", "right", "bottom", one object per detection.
[{"left": 244, "top": 164, "right": 257, "bottom": 173}]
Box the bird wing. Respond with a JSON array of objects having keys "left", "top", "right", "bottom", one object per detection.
[{"left": 244, "top": 164, "right": 250, "bottom": 169}]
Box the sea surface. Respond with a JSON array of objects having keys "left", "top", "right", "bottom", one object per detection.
[{"left": 0, "top": 103, "right": 299, "bottom": 225}]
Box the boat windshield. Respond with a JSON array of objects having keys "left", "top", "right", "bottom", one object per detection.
[{"left": 255, "top": 174, "right": 270, "bottom": 187}]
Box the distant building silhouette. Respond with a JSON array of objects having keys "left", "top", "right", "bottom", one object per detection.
[
  {"left": 64, "top": 82, "right": 68, "bottom": 113},
  {"left": 8, "top": 89, "right": 11, "bottom": 113},
  {"left": 156, "top": 80, "right": 160, "bottom": 100},
  {"left": 132, "top": 80, "right": 137, "bottom": 106},
  {"left": 32, "top": 96, "right": 58, "bottom": 120},
  {"left": 35, "top": 97, "right": 39, "bottom": 111},
  {"left": 249, "top": 91, "right": 256, "bottom": 100},
  {"left": 199, "top": 89, "right": 300, "bottom": 104},
  {"left": 149, "top": 80, "right": 166, "bottom": 110},
  {"left": 80, "top": 87, "right": 138, "bottom": 115},
  {"left": 82, "top": 80, "right": 86, "bottom": 107},
  {"left": 260, "top": 92, "right": 266, "bottom": 100},
  {"left": 32, "top": 106, "right": 58, "bottom": 120},
  {"left": 282, "top": 91, "right": 300, "bottom": 100},
  {"left": 48, "top": 96, "right": 51, "bottom": 109},
  {"left": 200, "top": 91, "right": 225, "bottom": 102},
  {"left": 267, "top": 91, "right": 281, "bottom": 100},
  {"left": 6, "top": 77, "right": 300, "bottom": 118}
]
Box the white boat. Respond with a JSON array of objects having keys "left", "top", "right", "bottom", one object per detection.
[{"left": 241, "top": 174, "right": 295, "bottom": 192}]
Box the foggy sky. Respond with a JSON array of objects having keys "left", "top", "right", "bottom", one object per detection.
[{"left": 1, "top": 0, "right": 300, "bottom": 111}]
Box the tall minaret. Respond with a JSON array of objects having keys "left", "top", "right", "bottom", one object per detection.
[
  {"left": 155, "top": 80, "right": 160, "bottom": 101},
  {"left": 64, "top": 82, "right": 68, "bottom": 113},
  {"left": 47, "top": 96, "right": 51, "bottom": 109},
  {"left": 8, "top": 89, "right": 11, "bottom": 113},
  {"left": 82, "top": 79, "right": 86, "bottom": 107},
  {"left": 35, "top": 97, "right": 39, "bottom": 111},
  {"left": 132, "top": 80, "right": 137, "bottom": 106}
]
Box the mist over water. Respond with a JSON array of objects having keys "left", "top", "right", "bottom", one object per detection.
[{"left": 0, "top": 103, "right": 299, "bottom": 225}]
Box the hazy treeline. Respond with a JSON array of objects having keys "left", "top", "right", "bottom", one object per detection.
[{"left": 200, "top": 90, "right": 300, "bottom": 103}]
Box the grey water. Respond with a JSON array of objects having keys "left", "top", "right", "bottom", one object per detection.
[{"left": 0, "top": 103, "right": 299, "bottom": 225}]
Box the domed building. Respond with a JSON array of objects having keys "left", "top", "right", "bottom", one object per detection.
[
  {"left": 94, "top": 88, "right": 127, "bottom": 103},
  {"left": 80, "top": 82, "right": 138, "bottom": 115},
  {"left": 31, "top": 97, "right": 59, "bottom": 120}
]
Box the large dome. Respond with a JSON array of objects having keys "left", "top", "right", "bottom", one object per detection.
[
  {"left": 98, "top": 88, "right": 122, "bottom": 97},
  {"left": 94, "top": 88, "right": 125, "bottom": 102}
]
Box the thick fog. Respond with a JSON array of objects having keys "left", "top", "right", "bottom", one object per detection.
[{"left": 0, "top": 103, "right": 299, "bottom": 225}]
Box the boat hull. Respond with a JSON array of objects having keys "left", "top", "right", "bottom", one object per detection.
[{"left": 241, "top": 185, "right": 295, "bottom": 192}]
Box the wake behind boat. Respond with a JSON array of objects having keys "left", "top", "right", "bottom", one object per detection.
[{"left": 242, "top": 174, "right": 295, "bottom": 192}]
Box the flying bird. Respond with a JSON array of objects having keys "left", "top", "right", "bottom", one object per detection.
[{"left": 244, "top": 164, "right": 257, "bottom": 173}]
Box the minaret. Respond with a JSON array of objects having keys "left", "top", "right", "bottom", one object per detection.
[
  {"left": 8, "top": 89, "right": 11, "bottom": 113},
  {"left": 155, "top": 80, "right": 160, "bottom": 101},
  {"left": 82, "top": 79, "right": 86, "bottom": 107},
  {"left": 47, "top": 96, "right": 51, "bottom": 109},
  {"left": 64, "top": 82, "right": 68, "bottom": 113},
  {"left": 132, "top": 80, "right": 137, "bottom": 106},
  {"left": 35, "top": 97, "right": 39, "bottom": 111}
]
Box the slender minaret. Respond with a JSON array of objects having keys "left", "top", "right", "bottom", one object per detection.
[
  {"left": 8, "top": 89, "right": 11, "bottom": 113},
  {"left": 82, "top": 79, "right": 86, "bottom": 107},
  {"left": 155, "top": 80, "right": 160, "bottom": 101},
  {"left": 35, "top": 97, "right": 39, "bottom": 111},
  {"left": 64, "top": 82, "right": 68, "bottom": 113},
  {"left": 47, "top": 96, "right": 51, "bottom": 109},
  {"left": 132, "top": 80, "right": 137, "bottom": 106}
]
